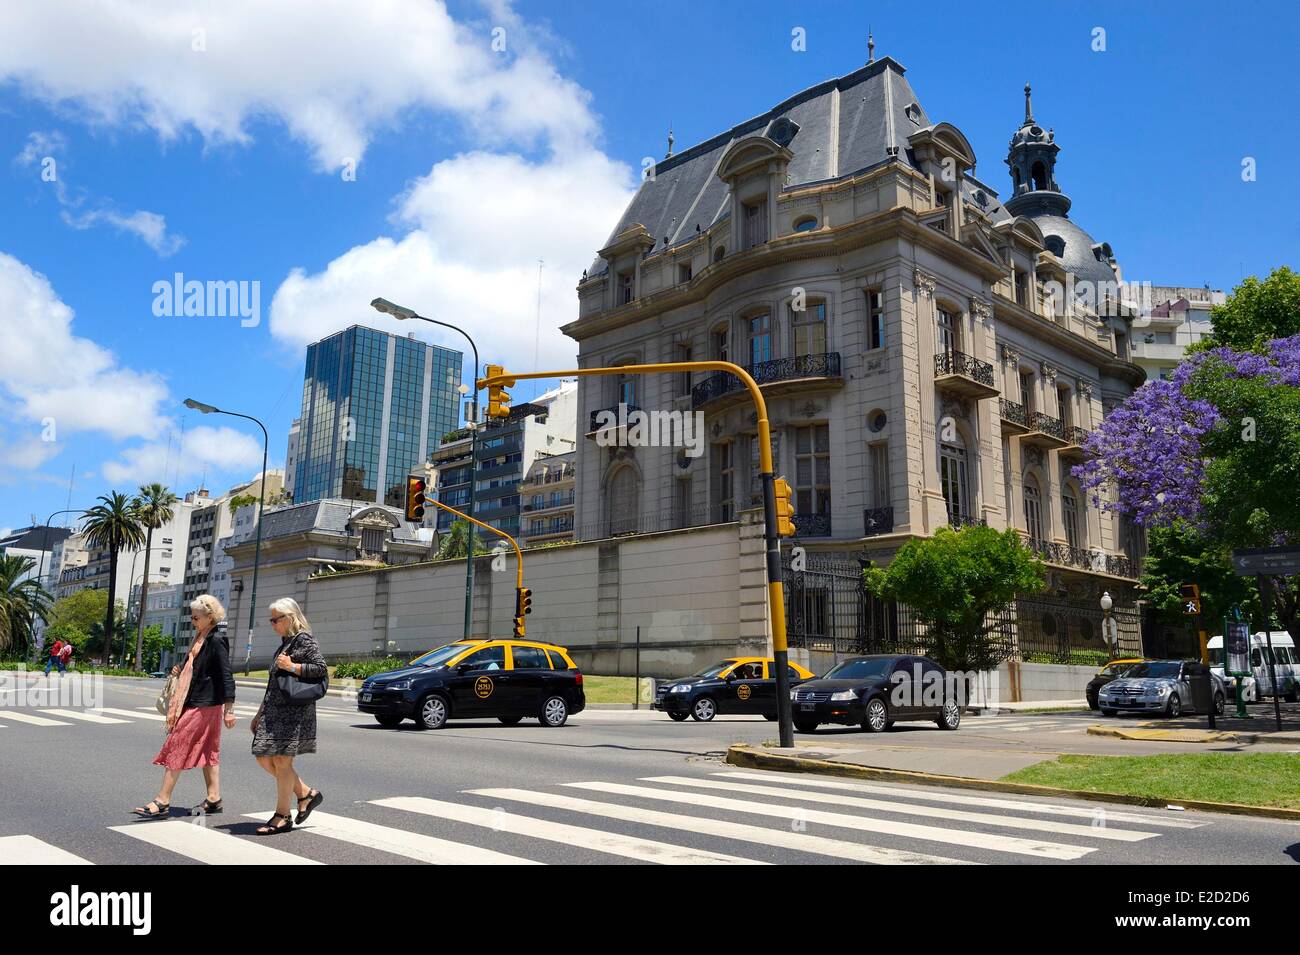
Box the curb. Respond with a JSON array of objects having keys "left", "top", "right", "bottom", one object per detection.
[
  {"left": 724, "top": 744, "right": 1300, "bottom": 822},
  {"left": 1086, "top": 725, "right": 1240, "bottom": 743},
  {"left": 234, "top": 678, "right": 355, "bottom": 701}
]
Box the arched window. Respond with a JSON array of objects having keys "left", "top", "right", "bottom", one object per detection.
[
  {"left": 939, "top": 440, "right": 970, "bottom": 525},
  {"left": 1023, "top": 476, "right": 1045, "bottom": 543},
  {"left": 1031, "top": 161, "right": 1048, "bottom": 192},
  {"left": 790, "top": 298, "right": 827, "bottom": 356},
  {"left": 713, "top": 246, "right": 726, "bottom": 263},
  {"left": 608, "top": 467, "right": 639, "bottom": 535},
  {"left": 1062, "top": 490, "right": 1081, "bottom": 550}
]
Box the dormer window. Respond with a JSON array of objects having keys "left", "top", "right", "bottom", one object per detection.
[
  {"left": 617, "top": 271, "right": 634, "bottom": 305},
  {"left": 743, "top": 198, "right": 769, "bottom": 249},
  {"left": 793, "top": 216, "right": 818, "bottom": 233},
  {"left": 677, "top": 261, "right": 692, "bottom": 283}
]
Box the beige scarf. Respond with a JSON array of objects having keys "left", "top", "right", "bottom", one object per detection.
[{"left": 167, "top": 629, "right": 208, "bottom": 730}]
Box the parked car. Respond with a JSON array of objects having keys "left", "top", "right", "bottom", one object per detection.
[
  {"left": 652, "top": 657, "right": 814, "bottom": 721},
  {"left": 1097, "top": 660, "right": 1226, "bottom": 717},
  {"left": 1208, "top": 631, "right": 1298, "bottom": 703},
  {"left": 357, "top": 639, "right": 585, "bottom": 729},
  {"left": 1085, "top": 658, "right": 1145, "bottom": 710},
  {"left": 789, "top": 654, "right": 963, "bottom": 734}
]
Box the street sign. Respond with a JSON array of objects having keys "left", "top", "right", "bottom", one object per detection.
[
  {"left": 1231, "top": 547, "right": 1300, "bottom": 576},
  {"left": 1224, "top": 620, "right": 1250, "bottom": 676}
]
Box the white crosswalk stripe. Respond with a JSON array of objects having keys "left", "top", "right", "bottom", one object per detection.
[
  {"left": 639, "top": 776, "right": 1158, "bottom": 843},
  {"left": 565, "top": 781, "right": 1094, "bottom": 860},
  {"left": 374, "top": 796, "right": 765, "bottom": 865},
  {"left": 0, "top": 710, "right": 72, "bottom": 726},
  {"left": 712, "top": 772, "right": 1207, "bottom": 828},
  {"left": 109, "top": 820, "right": 323, "bottom": 864},
  {"left": 40, "top": 708, "right": 131, "bottom": 724},
  {"left": 244, "top": 810, "right": 539, "bottom": 865},
  {"left": 98, "top": 707, "right": 166, "bottom": 721},
  {"left": 0, "top": 834, "right": 94, "bottom": 864}
]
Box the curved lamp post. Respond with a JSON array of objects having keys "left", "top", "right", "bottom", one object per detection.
[{"left": 184, "top": 398, "right": 269, "bottom": 674}]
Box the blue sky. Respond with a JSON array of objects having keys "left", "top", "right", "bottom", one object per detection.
[{"left": 0, "top": 0, "right": 1295, "bottom": 534}]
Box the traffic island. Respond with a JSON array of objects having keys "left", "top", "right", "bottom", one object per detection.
[
  {"left": 726, "top": 744, "right": 1300, "bottom": 821},
  {"left": 1086, "top": 724, "right": 1242, "bottom": 743}
]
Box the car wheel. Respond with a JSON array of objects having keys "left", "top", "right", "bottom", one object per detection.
[
  {"left": 667, "top": 712, "right": 689, "bottom": 722},
  {"left": 374, "top": 714, "right": 403, "bottom": 728},
  {"left": 414, "top": 694, "right": 449, "bottom": 730},
  {"left": 497, "top": 715, "right": 523, "bottom": 725},
  {"left": 691, "top": 696, "right": 717, "bottom": 722},
  {"left": 863, "top": 697, "right": 889, "bottom": 733},
  {"left": 1100, "top": 708, "right": 1116, "bottom": 717},
  {"left": 1166, "top": 693, "right": 1182, "bottom": 718},
  {"left": 937, "top": 699, "right": 961, "bottom": 730},
  {"left": 539, "top": 695, "right": 568, "bottom": 727},
  {"left": 794, "top": 718, "right": 819, "bottom": 733},
  {"left": 1087, "top": 696, "right": 1099, "bottom": 711},
  {"left": 1213, "top": 691, "right": 1225, "bottom": 716}
]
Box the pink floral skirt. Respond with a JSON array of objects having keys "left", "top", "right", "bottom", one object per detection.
[{"left": 153, "top": 704, "right": 223, "bottom": 771}]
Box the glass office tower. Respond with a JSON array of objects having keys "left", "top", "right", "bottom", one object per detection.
[{"left": 293, "top": 325, "right": 462, "bottom": 508}]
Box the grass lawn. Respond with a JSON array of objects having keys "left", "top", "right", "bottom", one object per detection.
[{"left": 1003, "top": 753, "right": 1300, "bottom": 810}]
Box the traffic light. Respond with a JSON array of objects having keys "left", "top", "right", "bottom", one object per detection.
[
  {"left": 1179, "top": 583, "right": 1202, "bottom": 616},
  {"left": 484, "top": 364, "right": 513, "bottom": 419},
  {"left": 773, "top": 477, "right": 796, "bottom": 537},
  {"left": 404, "top": 476, "right": 427, "bottom": 523},
  {"left": 513, "top": 587, "right": 532, "bottom": 637}
]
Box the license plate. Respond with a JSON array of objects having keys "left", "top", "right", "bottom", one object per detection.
[
  {"left": 801, "top": 703, "right": 815, "bottom": 711},
  {"left": 361, "top": 692, "right": 372, "bottom": 702}
]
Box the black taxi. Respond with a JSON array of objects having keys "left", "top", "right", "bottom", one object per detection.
[
  {"left": 652, "top": 657, "right": 815, "bottom": 722},
  {"left": 357, "top": 639, "right": 585, "bottom": 729}
]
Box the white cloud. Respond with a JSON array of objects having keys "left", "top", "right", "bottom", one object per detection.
[
  {"left": 99, "top": 424, "right": 263, "bottom": 486},
  {"left": 0, "top": 0, "right": 597, "bottom": 172},
  {"left": 60, "top": 207, "right": 185, "bottom": 257},
  {"left": 0, "top": 252, "right": 170, "bottom": 445},
  {"left": 13, "top": 130, "right": 67, "bottom": 167},
  {"left": 270, "top": 149, "right": 633, "bottom": 371}
]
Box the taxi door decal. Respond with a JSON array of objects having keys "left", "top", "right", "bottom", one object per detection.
[
  {"left": 737, "top": 684, "right": 752, "bottom": 701},
  {"left": 474, "top": 676, "right": 494, "bottom": 699}
]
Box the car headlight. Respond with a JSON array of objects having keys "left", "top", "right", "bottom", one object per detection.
[
  {"left": 386, "top": 679, "right": 412, "bottom": 691},
  {"left": 830, "top": 690, "right": 858, "bottom": 702},
  {"left": 1155, "top": 684, "right": 1171, "bottom": 695},
  {"left": 671, "top": 684, "right": 691, "bottom": 693},
  {"left": 789, "top": 690, "right": 798, "bottom": 700}
]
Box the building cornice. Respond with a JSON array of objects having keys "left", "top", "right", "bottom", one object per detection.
[{"left": 992, "top": 296, "right": 1146, "bottom": 385}]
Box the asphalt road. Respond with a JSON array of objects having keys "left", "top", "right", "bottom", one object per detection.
[{"left": 2, "top": 674, "right": 1298, "bottom": 866}]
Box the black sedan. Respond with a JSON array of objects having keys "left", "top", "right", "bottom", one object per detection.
[
  {"left": 652, "top": 657, "right": 815, "bottom": 722},
  {"left": 790, "top": 654, "right": 963, "bottom": 733}
]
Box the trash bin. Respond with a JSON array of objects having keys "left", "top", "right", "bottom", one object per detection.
[{"left": 1185, "top": 661, "right": 1213, "bottom": 715}]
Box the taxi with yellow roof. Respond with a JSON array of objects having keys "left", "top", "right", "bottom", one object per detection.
[
  {"left": 652, "top": 656, "right": 814, "bottom": 722},
  {"left": 357, "top": 638, "right": 584, "bottom": 730}
]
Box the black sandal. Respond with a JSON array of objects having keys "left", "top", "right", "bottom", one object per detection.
[
  {"left": 192, "top": 798, "right": 223, "bottom": 815},
  {"left": 295, "top": 789, "right": 323, "bottom": 825},
  {"left": 132, "top": 800, "right": 170, "bottom": 819},
  {"left": 255, "top": 812, "right": 293, "bottom": 836}
]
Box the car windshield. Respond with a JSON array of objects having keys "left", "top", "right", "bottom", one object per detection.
[
  {"left": 1123, "top": 662, "right": 1182, "bottom": 679},
  {"left": 822, "top": 658, "right": 896, "bottom": 681},
  {"left": 1104, "top": 662, "right": 1137, "bottom": 676},
  {"left": 409, "top": 643, "right": 474, "bottom": 668},
  {"left": 690, "top": 662, "right": 734, "bottom": 679}
]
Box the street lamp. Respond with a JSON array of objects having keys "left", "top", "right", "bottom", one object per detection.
[
  {"left": 371, "top": 297, "right": 481, "bottom": 640},
  {"left": 1100, "top": 591, "right": 1115, "bottom": 658},
  {"left": 184, "top": 398, "right": 269, "bottom": 674}
]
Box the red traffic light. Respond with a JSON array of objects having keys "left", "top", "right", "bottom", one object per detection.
[{"left": 405, "top": 476, "right": 427, "bottom": 523}]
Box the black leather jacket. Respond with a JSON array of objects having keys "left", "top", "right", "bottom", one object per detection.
[{"left": 185, "top": 632, "right": 237, "bottom": 708}]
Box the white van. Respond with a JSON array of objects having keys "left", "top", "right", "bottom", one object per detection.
[{"left": 1208, "top": 631, "right": 1298, "bottom": 702}]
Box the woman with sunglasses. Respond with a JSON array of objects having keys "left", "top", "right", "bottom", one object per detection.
[
  {"left": 132, "top": 595, "right": 236, "bottom": 818},
  {"left": 250, "top": 597, "right": 326, "bottom": 835}
]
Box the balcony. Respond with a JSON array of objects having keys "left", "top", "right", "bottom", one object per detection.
[
  {"left": 1000, "top": 398, "right": 1029, "bottom": 434},
  {"left": 947, "top": 512, "right": 987, "bottom": 530},
  {"left": 1021, "top": 411, "right": 1070, "bottom": 450},
  {"left": 863, "top": 506, "right": 895, "bottom": 537},
  {"left": 691, "top": 353, "right": 842, "bottom": 411},
  {"left": 1059, "top": 425, "right": 1091, "bottom": 460},
  {"left": 586, "top": 403, "right": 641, "bottom": 440},
  {"left": 791, "top": 514, "right": 832, "bottom": 538},
  {"left": 933, "top": 350, "right": 998, "bottom": 400},
  {"left": 1019, "top": 536, "right": 1141, "bottom": 578}
]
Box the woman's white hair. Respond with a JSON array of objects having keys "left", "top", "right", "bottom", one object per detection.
[
  {"left": 190, "top": 594, "right": 226, "bottom": 625},
  {"left": 269, "top": 597, "right": 310, "bottom": 636}
]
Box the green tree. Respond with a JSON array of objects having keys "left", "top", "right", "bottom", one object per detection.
[
  {"left": 1194, "top": 267, "right": 1300, "bottom": 352},
  {"left": 81, "top": 492, "right": 146, "bottom": 658},
  {"left": 436, "top": 520, "right": 488, "bottom": 559},
  {"left": 48, "top": 588, "right": 109, "bottom": 633},
  {"left": 140, "top": 624, "right": 171, "bottom": 672},
  {"left": 228, "top": 493, "right": 259, "bottom": 511},
  {"left": 1140, "top": 523, "right": 1262, "bottom": 629},
  {"left": 0, "top": 554, "right": 52, "bottom": 657},
  {"left": 132, "top": 483, "right": 177, "bottom": 670},
  {"left": 864, "top": 526, "right": 1046, "bottom": 680}
]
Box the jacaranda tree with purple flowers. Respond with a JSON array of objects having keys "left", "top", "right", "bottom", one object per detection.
[{"left": 1074, "top": 268, "right": 1300, "bottom": 638}]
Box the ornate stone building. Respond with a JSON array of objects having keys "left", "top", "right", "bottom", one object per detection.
[{"left": 565, "top": 53, "right": 1147, "bottom": 605}]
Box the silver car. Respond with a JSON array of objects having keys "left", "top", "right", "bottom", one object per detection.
[{"left": 1098, "top": 660, "right": 1226, "bottom": 717}]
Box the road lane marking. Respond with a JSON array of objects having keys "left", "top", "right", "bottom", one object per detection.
[
  {"left": 0, "top": 711, "right": 72, "bottom": 726},
  {"left": 109, "top": 821, "right": 322, "bottom": 865},
  {"left": 40, "top": 708, "right": 131, "bottom": 725},
  {"left": 0, "top": 835, "right": 94, "bottom": 864}
]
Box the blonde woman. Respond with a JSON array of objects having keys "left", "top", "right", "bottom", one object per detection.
[
  {"left": 250, "top": 597, "right": 326, "bottom": 835},
  {"left": 132, "top": 595, "right": 236, "bottom": 818}
]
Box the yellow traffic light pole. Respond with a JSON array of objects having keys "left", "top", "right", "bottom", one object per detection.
[
  {"left": 424, "top": 497, "right": 528, "bottom": 634},
  {"left": 479, "top": 361, "right": 797, "bottom": 746}
]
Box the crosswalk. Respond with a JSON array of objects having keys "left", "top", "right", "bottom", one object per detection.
[
  {"left": 2, "top": 769, "right": 1207, "bottom": 866},
  {"left": 963, "top": 715, "right": 1095, "bottom": 734},
  {"left": 0, "top": 703, "right": 365, "bottom": 730}
]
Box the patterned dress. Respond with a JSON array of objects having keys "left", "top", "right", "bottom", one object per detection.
[{"left": 251, "top": 631, "right": 328, "bottom": 757}]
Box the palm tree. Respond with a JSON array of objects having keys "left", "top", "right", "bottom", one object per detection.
[
  {"left": 436, "top": 520, "right": 487, "bottom": 560},
  {"left": 0, "top": 554, "right": 52, "bottom": 657},
  {"left": 132, "top": 483, "right": 177, "bottom": 670},
  {"left": 81, "top": 492, "right": 146, "bottom": 665}
]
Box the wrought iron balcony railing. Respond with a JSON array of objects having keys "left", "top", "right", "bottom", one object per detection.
[
  {"left": 588, "top": 404, "right": 641, "bottom": 432},
  {"left": 791, "top": 514, "right": 833, "bottom": 538},
  {"left": 948, "top": 512, "right": 987, "bottom": 530},
  {"left": 691, "top": 353, "right": 841, "bottom": 409},
  {"left": 934, "top": 350, "right": 996, "bottom": 387},
  {"left": 1028, "top": 411, "right": 1067, "bottom": 440},
  {"left": 1000, "top": 398, "right": 1028, "bottom": 428},
  {"left": 1106, "top": 555, "right": 1140, "bottom": 579},
  {"left": 863, "top": 506, "right": 894, "bottom": 537},
  {"left": 1063, "top": 425, "right": 1090, "bottom": 447}
]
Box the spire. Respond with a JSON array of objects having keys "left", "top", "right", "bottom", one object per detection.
[
  {"left": 665, "top": 124, "right": 674, "bottom": 158},
  {"left": 867, "top": 30, "right": 875, "bottom": 64},
  {"left": 1023, "top": 83, "right": 1034, "bottom": 124}
]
